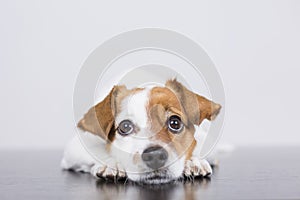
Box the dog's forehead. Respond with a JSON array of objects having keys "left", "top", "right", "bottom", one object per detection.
[
  {"left": 115, "top": 86, "right": 182, "bottom": 127},
  {"left": 116, "top": 87, "right": 151, "bottom": 128},
  {"left": 148, "top": 86, "right": 182, "bottom": 109}
]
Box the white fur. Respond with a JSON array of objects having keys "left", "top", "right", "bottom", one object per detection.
[{"left": 61, "top": 129, "right": 117, "bottom": 169}]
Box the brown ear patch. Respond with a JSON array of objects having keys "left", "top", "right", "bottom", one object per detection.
[
  {"left": 165, "top": 79, "right": 221, "bottom": 125},
  {"left": 77, "top": 85, "right": 129, "bottom": 141}
]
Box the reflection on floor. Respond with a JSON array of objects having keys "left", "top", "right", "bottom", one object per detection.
[
  {"left": 0, "top": 148, "right": 300, "bottom": 200},
  {"left": 68, "top": 171, "right": 212, "bottom": 200}
]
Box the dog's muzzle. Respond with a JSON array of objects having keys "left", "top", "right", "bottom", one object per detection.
[{"left": 141, "top": 145, "right": 168, "bottom": 169}]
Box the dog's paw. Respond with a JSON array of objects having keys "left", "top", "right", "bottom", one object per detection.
[
  {"left": 184, "top": 157, "right": 212, "bottom": 177},
  {"left": 91, "top": 163, "right": 127, "bottom": 181}
]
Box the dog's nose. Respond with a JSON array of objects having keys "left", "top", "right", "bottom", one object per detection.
[{"left": 142, "top": 146, "right": 168, "bottom": 169}]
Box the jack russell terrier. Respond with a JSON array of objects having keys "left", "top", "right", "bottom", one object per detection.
[{"left": 61, "top": 79, "right": 221, "bottom": 184}]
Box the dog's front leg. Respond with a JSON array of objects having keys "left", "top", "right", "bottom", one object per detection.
[
  {"left": 184, "top": 157, "right": 212, "bottom": 177},
  {"left": 91, "top": 162, "right": 127, "bottom": 181}
]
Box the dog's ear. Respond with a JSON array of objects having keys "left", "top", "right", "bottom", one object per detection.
[
  {"left": 77, "top": 85, "right": 128, "bottom": 141},
  {"left": 165, "top": 79, "right": 221, "bottom": 125}
]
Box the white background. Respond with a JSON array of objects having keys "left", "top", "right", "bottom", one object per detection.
[{"left": 1, "top": 0, "right": 300, "bottom": 149}]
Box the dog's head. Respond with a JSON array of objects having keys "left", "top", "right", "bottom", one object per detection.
[{"left": 78, "top": 79, "right": 221, "bottom": 184}]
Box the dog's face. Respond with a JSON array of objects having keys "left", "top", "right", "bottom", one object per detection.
[{"left": 78, "top": 79, "right": 221, "bottom": 184}]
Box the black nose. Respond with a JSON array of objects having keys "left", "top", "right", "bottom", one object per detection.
[{"left": 142, "top": 146, "right": 168, "bottom": 169}]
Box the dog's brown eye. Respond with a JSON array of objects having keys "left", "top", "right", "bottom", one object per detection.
[
  {"left": 168, "top": 115, "right": 183, "bottom": 133},
  {"left": 117, "top": 120, "right": 134, "bottom": 136}
]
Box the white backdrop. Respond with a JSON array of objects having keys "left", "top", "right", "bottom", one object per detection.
[{"left": 1, "top": 0, "right": 300, "bottom": 149}]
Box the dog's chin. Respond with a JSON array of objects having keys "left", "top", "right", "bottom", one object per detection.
[{"left": 133, "top": 169, "right": 178, "bottom": 185}]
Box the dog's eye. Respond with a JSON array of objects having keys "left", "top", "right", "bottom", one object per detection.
[
  {"left": 117, "top": 120, "right": 134, "bottom": 136},
  {"left": 168, "top": 115, "right": 183, "bottom": 133}
]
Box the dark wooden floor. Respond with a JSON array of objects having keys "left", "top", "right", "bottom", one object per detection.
[{"left": 0, "top": 147, "right": 299, "bottom": 200}]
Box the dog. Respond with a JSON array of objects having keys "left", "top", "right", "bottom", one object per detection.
[{"left": 61, "top": 79, "right": 221, "bottom": 184}]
